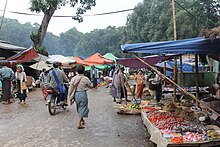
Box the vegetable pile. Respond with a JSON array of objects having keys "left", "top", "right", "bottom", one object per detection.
[{"left": 147, "top": 111, "right": 187, "bottom": 130}]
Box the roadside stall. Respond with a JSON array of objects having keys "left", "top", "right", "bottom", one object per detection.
[{"left": 120, "top": 37, "right": 220, "bottom": 146}]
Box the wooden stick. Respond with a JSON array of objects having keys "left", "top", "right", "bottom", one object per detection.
[
  {"left": 179, "top": 55, "right": 183, "bottom": 86},
  {"left": 133, "top": 53, "right": 220, "bottom": 117},
  {"left": 173, "top": 57, "right": 177, "bottom": 103}
]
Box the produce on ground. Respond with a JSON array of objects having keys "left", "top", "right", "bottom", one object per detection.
[{"left": 124, "top": 103, "right": 141, "bottom": 110}]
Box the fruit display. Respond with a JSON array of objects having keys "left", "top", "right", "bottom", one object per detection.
[
  {"left": 97, "top": 82, "right": 106, "bottom": 87},
  {"left": 124, "top": 103, "right": 141, "bottom": 110},
  {"left": 118, "top": 103, "right": 141, "bottom": 115}
]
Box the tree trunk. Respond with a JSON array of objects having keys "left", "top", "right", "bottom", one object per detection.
[{"left": 31, "top": 7, "right": 56, "bottom": 49}]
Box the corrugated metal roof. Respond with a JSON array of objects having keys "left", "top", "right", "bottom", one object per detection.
[{"left": 0, "top": 41, "right": 26, "bottom": 51}]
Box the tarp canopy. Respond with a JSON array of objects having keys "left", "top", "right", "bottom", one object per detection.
[
  {"left": 73, "top": 56, "right": 88, "bottom": 65},
  {"left": 47, "top": 55, "right": 75, "bottom": 64},
  {"left": 103, "top": 53, "right": 118, "bottom": 62},
  {"left": 84, "top": 53, "right": 113, "bottom": 66},
  {"left": 30, "top": 61, "right": 52, "bottom": 71},
  {"left": 6, "top": 47, "right": 39, "bottom": 63},
  {"left": 34, "top": 54, "right": 48, "bottom": 62},
  {"left": 85, "top": 65, "right": 110, "bottom": 71},
  {"left": 156, "top": 60, "right": 193, "bottom": 72},
  {"left": 121, "top": 37, "right": 220, "bottom": 59},
  {"left": 117, "top": 55, "right": 173, "bottom": 68}
]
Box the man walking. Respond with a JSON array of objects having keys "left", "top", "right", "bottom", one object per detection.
[{"left": 0, "top": 62, "right": 14, "bottom": 104}]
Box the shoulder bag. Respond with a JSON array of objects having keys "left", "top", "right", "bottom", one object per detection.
[{"left": 70, "top": 76, "right": 83, "bottom": 105}]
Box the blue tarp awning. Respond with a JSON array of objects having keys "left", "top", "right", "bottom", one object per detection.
[
  {"left": 117, "top": 55, "right": 172, "bottom": 68},
  {"left": 121, "top": 38, "right": 220, "bottom": 57}
]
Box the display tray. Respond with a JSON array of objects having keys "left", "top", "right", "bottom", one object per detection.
[{"left": 141, "top": 111, "right": 220, "bottom": 147}]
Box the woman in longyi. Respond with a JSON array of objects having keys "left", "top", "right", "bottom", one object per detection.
[
  {"left": 135, "top": 70, "right": 145, "bottom": 99},
  {"left": 68, "top": 65, "right": 93, "bottom": 129}
]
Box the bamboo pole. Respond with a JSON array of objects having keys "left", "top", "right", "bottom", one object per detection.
[
  {"left": 172, "top": 0, "right": 177, "bottom": 41},
  {"left": 179, "top": 55, "right": 183, "bottom": 86},
  {"left": 164, "top": 61, "right": 167, "bottom": 86},
  {"left": 173, "top": 57, "right": 177, "bottom": 103},
  {"left": 133, "top": 53, "right": 220, "bottom": 117},
  {"left": 195, "top": 54, "right": 199, "bottom": 107}
]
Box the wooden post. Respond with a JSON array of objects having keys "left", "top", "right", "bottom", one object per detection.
[
  {"left": 173, "top": 57, "right": 177, "bottom": 103},
  {"left": 133, "top": 53, "right": 220, "bottom": 117},
  {"left": 179, "top": 55, "right": 183, "bottom": 86},
  {"left": 195, "top": 54, "right": 199, "bottom": 106},
  {"left": 172, "top": 0, "right": 177, "bottom": 41},
  {"left": 172, "top": 0, "right": 177, "bottom": 103},
  {"left": 164, "top": 61, "right": 167, "bottom": 86}
]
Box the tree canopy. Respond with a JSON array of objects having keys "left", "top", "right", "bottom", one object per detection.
[{"left": 29, "top": 0, "right": 96, "bottom": 55}]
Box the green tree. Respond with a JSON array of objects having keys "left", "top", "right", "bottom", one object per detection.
[
  {"left": 29, "top": 0, "right": 96, "bottom": 52},
  {"left": 126, "top": 0, "right": 220, "bottom": 43},
  {"left": 59, "top": 27, "right": 83, "bottom": 55}
]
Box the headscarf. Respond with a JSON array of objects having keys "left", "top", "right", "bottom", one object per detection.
[{"left": 17, "top": 64, "right": 24, "bottom": 72}]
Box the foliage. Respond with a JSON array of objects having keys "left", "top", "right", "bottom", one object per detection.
[
  {"left": 126, "top": 0, "right": 220, "bottom": 42},
  {"left": 29, "top": 0, "right": 96, "bottom": 50}
]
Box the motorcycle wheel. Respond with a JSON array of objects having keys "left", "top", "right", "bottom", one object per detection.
[{"left": 48, "top": 95, "right": 57, "bottom": 115}]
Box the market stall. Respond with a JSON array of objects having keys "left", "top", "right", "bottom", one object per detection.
[
  {"left": 120, "top": 37, "right": 220, "bottom": 146},
  {"left": 141, "top": 100, "right": 220, "bottom": 147}
]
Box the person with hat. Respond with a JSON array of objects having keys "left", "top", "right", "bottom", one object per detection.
[{"left": 0, "top": 62, "right": 14, "bottom": 104}]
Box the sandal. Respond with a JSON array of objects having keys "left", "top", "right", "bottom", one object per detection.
[{"left": 77, "top": 125, "right": 85, "bottom": 129}]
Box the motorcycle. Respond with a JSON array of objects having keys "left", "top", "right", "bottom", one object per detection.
[{"left": 47, "top": 87, "right": 68, "bottom": 115}]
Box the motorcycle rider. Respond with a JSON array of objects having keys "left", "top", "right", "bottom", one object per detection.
[{"left": 48, "top": 62, "right": 69, "bottom": 106}]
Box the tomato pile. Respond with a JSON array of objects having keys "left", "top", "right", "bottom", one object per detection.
[{"left": 147, "top": 111, "right": 187, "bottom": 130}]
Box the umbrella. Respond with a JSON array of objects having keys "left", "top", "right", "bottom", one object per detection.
[
  {"left": 30, "top": 61, "right": 51, "bottom": 71},
  {"left": 47, "top": 55, "right": 75, "bottom": 64}
]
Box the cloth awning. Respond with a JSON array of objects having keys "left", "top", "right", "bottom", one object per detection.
[
  {"left": 29, "top": 61, "right": 51, "bottom": 71},
  {"left": 34, "top": 54, "right": 48, "bottom": 62},
  {"left": 117, "top": 55, "right": 172, "bottom": 68},
  {"left": 6, "top": 47, "right": 39, "bottom": 63},
  {"left": 156, "top": 60, "right": 193, "bottom": 72},
  {"left": 121, "top": 37, "right": 220, "bottom": 58},
  {"left": 84, "top": 53, "right": 113, "bottom": 66},
  {"left": 103, "top": 53, "right": 118, "bottom": 62},
  {"left": 73, "top": 56, "right": 88, "bottom": 65}
]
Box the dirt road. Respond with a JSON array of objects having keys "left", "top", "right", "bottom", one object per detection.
[{"left": 0, "top": 87, "right": 152, "bottom": 147}]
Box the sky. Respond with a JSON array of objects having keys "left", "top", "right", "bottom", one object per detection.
[{"left": 0, "top": 0, "right": 142, "bottom": 36}]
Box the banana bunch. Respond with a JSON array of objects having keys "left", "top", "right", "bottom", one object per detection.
[{"left": 125, "top": 103, "right": 141, "bottom": 110}]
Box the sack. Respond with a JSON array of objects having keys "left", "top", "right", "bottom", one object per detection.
[
  {"left": 21, "top": 82, "right": 27, "bottom": 90},
  {"left": 59, "top": 84, "right": 66, "bottom": 94},
  {"left": 110, "top": 85, "right": 117, "bottom": 98}
]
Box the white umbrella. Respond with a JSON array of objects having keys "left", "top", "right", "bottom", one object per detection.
[
  {"left": 30, "top": 61, "right": 51, "bottom": 71},
  {"left": 47, "top": 55, "right": 75, "bottom": 64}
]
